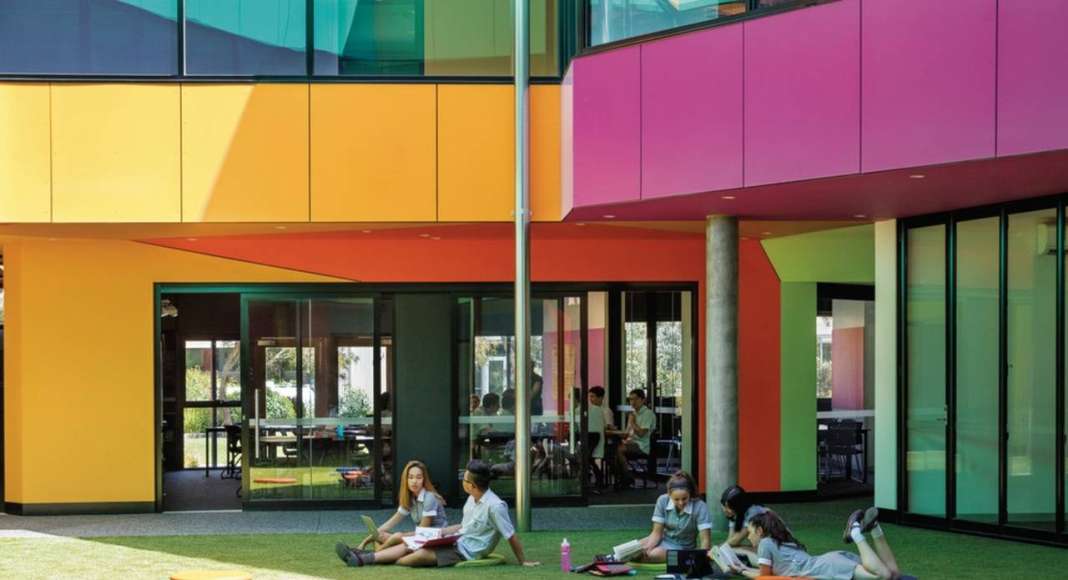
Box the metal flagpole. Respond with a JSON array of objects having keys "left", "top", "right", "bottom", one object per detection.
[{"left": 513, "top": 0, "right": 532, "bottom": 533}]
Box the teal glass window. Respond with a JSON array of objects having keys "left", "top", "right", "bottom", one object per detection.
[
  {"left": 0, "top": 0, "right": 178, "bottom": 75},
  {"left": 185, "top": 0, "right": 307, "bottom": 75},
  {"left": 588, "top": 0, "right": 747, "bottom": 47},
  {"left": 905, "top": 224, "right": 947, "bottom": 517},
  {"left": 313, "top": 0, "right": 559, "bottom": 77},
  {"left": 1006, "top": 208, "right": 1057, "bottom": 530},
  {"left": 954, "top": 217, "right": 999, "bottom": 524}
]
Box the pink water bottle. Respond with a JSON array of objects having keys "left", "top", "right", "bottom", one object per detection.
[{"left": 560, "top": 537, "right": 571, "bottom": 572}]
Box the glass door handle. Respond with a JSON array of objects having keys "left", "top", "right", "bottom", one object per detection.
[{"left": 254, "top": 388, "right": 260, "bottom": 459}]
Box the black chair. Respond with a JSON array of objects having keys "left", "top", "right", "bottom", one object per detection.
[
  {"left": 825, "top": 422, "right": 864, "bottom": 482},
  {"left": 222, "top": 424, "right": 242, "bottom": 480}
]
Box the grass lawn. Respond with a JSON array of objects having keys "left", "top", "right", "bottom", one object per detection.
[{"left": 2, "top": 500, "right": 1066, "bottom": 579}]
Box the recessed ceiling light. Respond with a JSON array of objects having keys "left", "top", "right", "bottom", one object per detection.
[
  {"left": 603, "top": 214, "right": 616, "bottom": 219},
  {"left": 909, "top": 174, "right": 926, "bottom": 179},
  {"left": 741, "top": 236, "right": 750, "bottom": 241},
  {"left": 761, "top": 231, "right": 773, "bottom": 236},
  {"left": 47, "top": 237, "right": 57, "bottom": 242},
  {"left": 721, "top": 195, "right": 736, "bottom": 200},
  {"left": 419, "top": 233, "right": 431, "bottom": 238},
  {"left": 274, "top": 225, "right": 287, "bottom": 230},
  {"left": 431, "top": 236, "right": 441, "bottom": 240},
  {"left": 853, "top": 214, "right": 867, "bottom": 219},
  {"left": 576, "top": 222, "right": 587, "bottom": 226},
  {"left": 361, "top": 230, "right": 372, "bottom": 234},
  {"left": 186, "top": 238, "right": 198, "bottom": 242}
]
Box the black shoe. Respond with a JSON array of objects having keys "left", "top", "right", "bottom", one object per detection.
[
  {"left": 335, "top": 542, "right": 367, "bottom": 567},
  {"left": 843, "top": 509, "right": 864, "bottom": 544},
  {"left": 860, "top": 506, "right": 879, "bottom": 533}
]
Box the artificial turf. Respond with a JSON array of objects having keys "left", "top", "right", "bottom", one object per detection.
[{"left": 1, "top": 499, "right": 1066, "bottom": 579}]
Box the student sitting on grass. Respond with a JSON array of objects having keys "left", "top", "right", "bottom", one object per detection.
[
  {"left": 732, "top": 508, "right": 903, "bottom": 580},
  {"left": 355, "top": 459, "right": 448, "bottom": 552},
  {"left": 720, "top": 484, "right": 768, "bottom": 560},
  {"left": 336, "top": 460, "right": 540, "bottom": 568},
  {"left": 631, "top": 470, "right": 712, "bottom": 563}
]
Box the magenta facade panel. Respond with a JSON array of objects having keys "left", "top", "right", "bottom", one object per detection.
[
  {"left": 861, "top": 0, "right": 996, "bottom": 173},
  {"left": 641, "top": 24, "right": 744, "bottom": 198},
  {"left": 744, "top": 0, "right": 860, "bottom": 187},
  {"left": 997, "top": 0, "right": 1068, "bottom": 157},
  {"left": 572, "top": 46, "right": 642, "bottom": 207}
]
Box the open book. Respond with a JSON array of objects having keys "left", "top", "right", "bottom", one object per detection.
[
  {"left": 611, "top": 539, "right": 643, "bottom": 562},
  {"left": 709, "top": 543, "right": 745, "bottom": 572},
  {"left": 402, "top": 527, "right": 460, "bottom": 551}
]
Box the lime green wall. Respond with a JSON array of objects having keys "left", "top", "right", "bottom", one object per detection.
[
  {"left": 874, "top": 220, "right": 897, "bottom": 509},
  {"left": 780, "top": 282, "right": 817, "bottom": 491},
  {"left": 762, "top": 225, "right": 874, "bottom": 283}
]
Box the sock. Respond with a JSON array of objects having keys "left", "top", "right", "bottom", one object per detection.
[
  {"left": 870, "top": 524, "right": 884, "bottom": 539},
  {"left": 849, "top": 524, "right": 866, "bottom": 544},
  {"left": 364, "top": 552, "right": 376, "bottom": 564}
]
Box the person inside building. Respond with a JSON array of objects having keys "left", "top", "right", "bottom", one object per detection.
[
  {"left": 720, "top": 484, "right": 769, "bottom": 560},
  {"left": 586, "top": 385, "right": 615, "bottom": 487},
  {"left": 337, "top": 460, "right": 540, "bottom": 568},
  {"left": 631, "top": 470, "right": 712, "bottom": 563},
  {"left": 613, "top": 388, "right": 656, "bottom": 489},
  {"left": 732, "top": 508, "right": 902, "bottom": 580}
]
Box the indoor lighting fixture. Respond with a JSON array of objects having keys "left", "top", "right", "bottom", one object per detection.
[
  {"left": 721, "top": 195, "right": 736, "bottom": 200},
  {"left": 909, "top": 174, "right": 926, "bottom": 179},
  {"left": 431, "top": 236, "right": 441, "bottom": 240},
  {"left": 361, "top": 230, "right": 372, "bottom": 234},
  {"left": 603, "top": 214, "right": 616, "bottom": 219},
  {"left": 186, "top": 238, "right": 197, "bottom": 242},
  {"left": 761, "top": 231, "right": 772, "bottom": 236},
  {"left": 419, "top": 233, "right": 431, "bottom": 238},
  {"left": 274, "top": 225, "right": 287, "bottom": 230},
  {"left": 576, "top": 222, "right": 587, "bottom": 226},
  {"left": 853, "top": 214, "right": 867, "bottom": 219}
]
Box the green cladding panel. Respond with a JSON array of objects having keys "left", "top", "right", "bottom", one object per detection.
[
  {"left": 780, "top": 282, "right": 817, "bottom": 491},
  {"left": 762, "top": 225, "right": 875, "bottom": 284},
  {"left": 394, "top": 295, "right": 456, "bottom": 499}
]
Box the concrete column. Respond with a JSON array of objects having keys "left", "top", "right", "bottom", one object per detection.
[{"left": 706, "top": 215, "right": 738, "bottom": 530}]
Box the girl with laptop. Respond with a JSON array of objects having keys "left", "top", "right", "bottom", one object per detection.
[
  {"left": 631, "top": 470, "right": 713, "bottom": 563},
  {"left": 732, "top": 508, "right": 903, "bottom": 579},
  {"left": 337, "top": 460, "right": 540, "bottom": 568},
  {"left": 335, "top": 459, "right": 448, "bottom": 564}
]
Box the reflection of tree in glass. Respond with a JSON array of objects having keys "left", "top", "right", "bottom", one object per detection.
[
  {"left": 656, "top": 322, "right": 683, "bottom": 398},
  {"left": 338, "top": 348, "right": 372, "bottom": 417},
  {"left": 625, "top": 323, "right": 647, "bottom": 391},
  {"left": 265, "top": 347, "right": 297, "bottom": 419}
]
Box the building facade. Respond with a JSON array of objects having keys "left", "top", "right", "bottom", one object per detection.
[{"left": 1, "top": 0, "right": 1066, "bottom": 546}]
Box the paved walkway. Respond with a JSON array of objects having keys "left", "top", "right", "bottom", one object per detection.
[{"left": 0, "top": 504, "right": 652, "bottom": 538}]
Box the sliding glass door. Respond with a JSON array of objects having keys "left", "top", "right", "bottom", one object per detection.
[
  {"left": 243, "top": 295, "right": 388, "bottom": 506},
  {"left": 901, "top": 200, "right": 1067, "bottom": 541}
]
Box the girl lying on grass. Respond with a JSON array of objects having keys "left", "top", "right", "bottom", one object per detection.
[{"left": 732, "top": 508, "right": 903, "bottom": 580}]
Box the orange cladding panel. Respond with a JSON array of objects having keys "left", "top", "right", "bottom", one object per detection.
[
  {"left": 311, "top": 85, "right": 436, "bottom": 222},
  {"left": 182, "top": 84, "right": 310, "bottom": 222},
  {"left": 0, "top": 84, "right": 51, "bottom": 222},
  {"left": 531, "top": 85, "right": 562, "bottom": 222},
  {"left": 51, "top": 84, "right": 181, "bottom": 222},
  {"left": 437, "top": 85, "right": 514, "bottom": 221}
]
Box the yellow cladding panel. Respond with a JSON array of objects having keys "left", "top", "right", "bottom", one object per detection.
[
  {"left": 311, "top": 85, "right": 436, "bottom": 222},
  {"left": 0, "top": 236, "right": 338, "bottom": 505},
  {"left": 0, "top": 84, "right": 51, "bottom": 222},
  {"left": 51, "top": 84, "right": 180, "bottom": 222},
  {"left": 438, "top": 85, "right": 514, "bottom": 221},
  {"left": 531, "top": 85, "right": 561, "bottom": 222},
  {"left": 183, "top": 85, "right": 310, "bottom": 222}
]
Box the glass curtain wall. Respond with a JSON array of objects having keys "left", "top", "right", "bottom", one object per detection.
[
  {"left": 185, "top": 0, "right": 307, "bottom": 75},
  {"left": 1006, "top": 209, "right": 1057, "bottom": 530},
  {"left": 587, "top": 0, "right": 799, "bottom": 47},
  {"left": 904, "top": 224, "right": 947, "bottom": 517},
  {"left": 457, "top": 296, "right": 582, "bottom": 500},
  {"left": 902, "top": 201, "right": 1067, "bottom": 539},
  {"left": 0, "top": 0, "right": 179, "bottom": 74},
  {"left": 245, "top": 296, "right": 381, "bottom": 504},
  {"left": 313, "top": 0, "right": 559, "bottom": 77},
  {"left": 954, "top": 217, "right": 999, "bottom": 524}
]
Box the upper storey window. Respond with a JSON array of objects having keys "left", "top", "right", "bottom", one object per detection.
[
  {"left": 587, "top": 0, "right": 794, "bottom": 47},
  {"left": 0, "top": 0, "right": 178, "bottom": 75},
  {"left": 313, "top": 0, "right": 559, "bottom": 78},
  {"left": 185, "top": 0, "right": 307, "bottom": 76},
  {"left": 0, "top": 0, "right": 561, "bottom": 78}
]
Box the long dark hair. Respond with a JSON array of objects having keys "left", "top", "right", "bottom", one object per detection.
[
  {"left": 720, "top": 485, "right": 754, "bottom": 533},
  {"left": 749, "top": 511, "right": 805, "bottom": 552}
]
